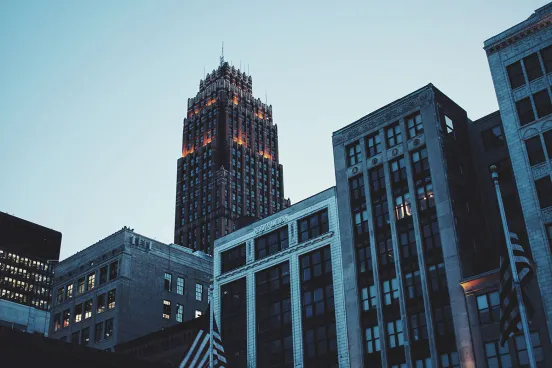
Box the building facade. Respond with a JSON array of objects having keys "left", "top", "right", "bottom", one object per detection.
[
  {"left": 0, "top": 211, "right": 61, "bottom": 335},
  {"left": 174, "top": 59, "right": 290, "bottom": 255},
  {"left": 484, "top": 2, "right": 552, "bottom": 345},
  {"left": 212, "top": 187, "right": 349, "bottom": 368},
  {"left": 48, "top": 227, "right": 212, "bottom": 351},
  {"left": 332, "top": 84, "right": 486, "bottom": 367}
]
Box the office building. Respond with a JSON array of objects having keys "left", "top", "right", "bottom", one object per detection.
[
  {"left": 484, "top": 2, "right": 552, "bottom": 345},
  {"left": 212, "top": 187, "right": 349, "bottom": 368},
  {"left": 48, "top": 227, "right": 212, "bottom": 351},
  {"left": 174, "top": 58, "right": 290, "bottom": 255},
  {"left": 0, "top": 211, "right": 61, "bottom": 335}
]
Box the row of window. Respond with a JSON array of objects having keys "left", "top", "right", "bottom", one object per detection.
[
  {"left": 525, "top": 131, "right": 552, "bottom": 166},
  {"left": 59, "top": 318, "right": 114, "bottom": 346},
  {"left": 163, "top": 273, "right": 187, "bottom": 297},
  {"left": 485, "top": 332, "right": 544, "bottom": 368},
  {"left": 506, "top": 44, "right": 552, "bottom": 90},
  {"left": 53, "top": 289, "right": 116, "bottom": 331},
  {"left": 516, "top": 90, "right": 552, "bottom": 126},
  {"left": 0, "top": 250, "right": 52, "bottom": 272},
  {"left": 56, "top": 260, "right": 118, "bottom": 305}
]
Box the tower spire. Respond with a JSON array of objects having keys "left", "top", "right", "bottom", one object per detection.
[{"left": 220, "top": 42, "right": 224, "bottom": 66}]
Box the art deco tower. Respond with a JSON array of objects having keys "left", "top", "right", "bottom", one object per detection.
[{"left": 174, "top": 57, "right": 290, "bottom": 254}]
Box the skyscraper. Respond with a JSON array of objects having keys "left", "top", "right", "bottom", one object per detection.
[{"left": 174, "top": 58, "right": 290, "bottom": 254}]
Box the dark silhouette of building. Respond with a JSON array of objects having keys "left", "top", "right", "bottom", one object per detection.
[
  {"left": 174, "top": 57, "right": 290, "bottom": 254},
  {"left": 0, "top": 212, "right": 61, "bottom": 334}
]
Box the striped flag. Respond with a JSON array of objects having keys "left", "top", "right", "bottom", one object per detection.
[
  {"left": 499, "top": 232, "right": 534, "bottom": 346},
  {"left": 179, "top": 308, "right": 227, "bottom": 368}
]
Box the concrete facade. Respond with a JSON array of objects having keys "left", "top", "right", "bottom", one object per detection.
[
  {"left": 48, "top": 227, "right": 212, "bottom": 351},
  {"left": 484, "top": 2, "right": 552, "bottom": 345},
  {"left": 212, "top": 187, "right": 350, "bottom": 368},
  {"left": 0, "top": 299, "right": 50, "bottom": 335}
]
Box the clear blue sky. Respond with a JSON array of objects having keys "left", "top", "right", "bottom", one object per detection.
[{"left": 0, "top": 0, "right": 548, "bottom": 260}]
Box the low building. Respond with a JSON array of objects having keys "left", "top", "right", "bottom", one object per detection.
[
  {"left": 212, "top": 187, "right": 349, "bottom": 368},
  {"left": 48, "top": 227, "right": 212, "bottom": 351},
  {"left": 0, "top": 211, "right": 62, "bottom": 335}
]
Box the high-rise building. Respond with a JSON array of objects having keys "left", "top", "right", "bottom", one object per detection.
[
  {"left": 48, "top": 227, "right": 212, "bottom": 351},
  {"left": 174, "top": 59, "right": 290, "bottom": 255},
  {"left": 0, "top": 211, "right": 61, "bottom": 335},
  {"left": 484, "top": 2, "right": 552, "bottom": 345},
  {"left": 212, "top": 187, "right": 347, "bottom": 368}
]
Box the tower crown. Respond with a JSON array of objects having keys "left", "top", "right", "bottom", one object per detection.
[{"left": 199, "top": 62, "right": 252, "bottom": 94}]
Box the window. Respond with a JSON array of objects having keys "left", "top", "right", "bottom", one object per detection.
[
  {"left": 56, "top": 288, "right": 63, "bottom": 305},
  {"left": 434, "top": 305, "right": 454, "bottom": 337},
  {"left": 390, "top": 157, "right": 407, "bottom": 184},
  {"left": 53, "top": 313, "right": 61, "bottom": 331},
  {"left": 97, "top": 294, "right": 106, "bottom": 314},
  {"left": 195, "top": 310, "right": 202, "bottom": 318},
  {"left": 163, "top": 300, "right": 171, "bottom": 319},
  {"left": 347, "top": 141, "right": 362, "bottom": 166},
  {"left": 507, "top": 61, "right": 525, "bottom": 89},
  {"left": 104, "top": 318, "right": 114, "bottom": 339},
  {"left": 544, "top": 130, "right": 552, "bottom": 158},
  {"left": 87, "top": 273, "right": 95, "bottom": 291},
  {"left": 304, "top": 325, "right": 337, "bottom": 364},
  {"left": 398, "top": 222, "right": 417, "bottom": 263},
  {"left": 416, "top": 182, "right": 434, "bottom": 212},
  {"left": 415, "top": 358, "right": 432, "bottom": 368},
  {"left": 109, "top": 260, "right": 118, "bottom": 280},
  {"left": 94, "top": 322, "right": 103, "bottom": 343},
  {"left": 394, "top": 193, "right": 412, "bottom": 220},
  {"left": 255, "top": 226, "right": 289, "bottom": 259},
  {"left": 84, "top": 299, "right": 92, "bottom": 319},
  {"left": 176, "top": 304, "right": 184, "bottom": 322},
  {"left": 298, "top": 209, "right": 329, "bottom": 242},
  {"left": 514, "top": 332, "right": 544, "bottom": 366},
  {"left": 444, "top": 115, "right": 454, "bottom": 134},
  {"left": 81, "top": 327, "right": 90, "bottom": 346},
  {"left": 62, "top": 309, "right": 71, "bottom": 328},
  {"left": 361, "top": 285, "right": 377, "bottom": 311},
  {"left": 177, "top": 277, "right": 184, "bottom": 295},
  {"left": 382, "top": 278, "right": 399, "bottom": 305},
  {"left": 404, "top": 271, "right": 422, "bottom": 300},
  {"left": 440, "top": 352, "right": 460, "bottom": 368},
  {"left": 410, "top": 312, "right": 427, "bottom": 341},
  {"left": 407, "top": 113, "right": 423, "bottom": 138},
  {"left": 195, "top": 283, "right": 203, "bottom": 301},
  {"left": 387, "top": 319, "right": 404, "bottom": 348},
  {"left": 99, "top": 265, "right": 108, "bottom": 285},
  {"left": 534, "top": 89, "right": 552, "bottom": 118},
  {"left": 516, "top": 98, "right": 535, "bottom": 126},
  {"left": 428, "top": 263, "right": 447, "bottom": 294},
  {"left": 421, "top": 214, "right": 441, "bottom": 252},
  {"left": 107, "top": 289, "right": 116, "bottom": 309},
  {"left": 221, "top": 243, "right": 246, "bottom": 273},
  {"left": 524, "top": 53, "right": 543, "bottom": 81},
  {"left": 366, "top": 133, "right": 382, "bottom": 157},
  {"left": 542, "top": 45, "right": 552, "bottom": 73},
  {"left": 164, "top": 272, "right": 172, "bottom": 291},
  {"left": 302, "top": 285, "right": 334, "bottom": 319},
  {"left": 365, "top": 325, "right": 381, "bottom": 354},
  {"left": 477, "top": 291, "right": 500, "bottom": 324},
  {"left": 301, "top": 246, "right": 332, "bottom": 283},
  {"left": 356, "top": 242, "right": 373, "bottom": 276},
  {"left": 485, "top": 340, "right": 512, "bottom": 368},
  {"left": 65, "top": 284, "right": 73, "bottom": 299},
  {"left": 386, "top": 123, "right": 402, "bottom": 147},
  {"left": 77, "top": 277, "right": 85, "bottom": 294},
  {"left": 412, "top": 148, "right": 429, "bottom": 177},
  {"left": 535, "top": 177, "right": 552, "bottom": 208},
  {"left": 481, "top": 125, "right": 505, "bottom": 151},
  {"left": 72, "top": 331, "right": 80, "bottom": 344},
  {"left": 74, "top": 303, "right": 83, "bottom": 322},
  {"left": 349, "top": 175, "right": 366, "bottom": 208}
]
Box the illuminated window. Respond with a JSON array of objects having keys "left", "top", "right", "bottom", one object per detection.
[
  {"left": 77, "top": 277, "right": 85, "bottom": 294},
  {"left": 394, "top": 193, "right": 412, "bottom": 220},
  {"left": 97, "top": 294, "right": 106, "bottom": 314},
  {"left": 387, "top": 319, "right": 404, "bottom": 348},
  {"left": 506, "top": 61, "right": 525, "bottom": 89},
  {"left": 164, "top": 273, "right": 172, "bottom": 291},
  {"left": 107, "top": 289, "right": 116, "bottom": 309},
  {"left": 84, "top": 299, "right": 92, "bottom": 319},
  {"left": 195, "top": 310, "right": 202, "bottom": 318},
  {"left": 364, "top": 325, "right": 380, "bottom": 354},
  {"left": 65, "top": 284, "right": 73, "bottom": 299},
  {"left": 104, "top": 318, "right": 114, "bottom": 340},
  {"left": 176, "top": 304, "right": 184, "bottom": 322},
  {"left": 87, "top": 273, "right": 95, "bottom": 291},
  {"left": 177, "top": 277, "right": 184, "bottom": 295},
  {"left": 163, "top": 300, "right": 171, "bottom": 319},
  {"left": 195, "top": 283, "right": 203, "bottom": 301},
  {"left": 361, "top": 285, "right": 377, "bottom": 311},
  {"left": 476, "top": 291, "right": 500, "bottom": 324},
  {"left": 74, "top": 303, "right": 83, "bottom": 323},
  {"left": 407, "top": 113, "right": 423, "bottom": 138},
  {"left": 62, "top": 309, "right": 71, "bottom": 328}
]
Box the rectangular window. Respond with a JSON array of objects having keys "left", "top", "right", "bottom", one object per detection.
[
  {"left": 109, "top": 260, "right": 119, "bottom": 280},
  {"left": 387, "top": 319, "right": 404, "bottom": 348},
  {"left": 434, "top": 305, "right": 454, "bottom": 337},
  {"left": 361, "top": 285, "right": 377, "bottom": 311},
  {"left": 365, "top": 133, "right": 382, "bottom": 157},
  {"left": 406, "top": 113, "right": 423, "bottom": 138},
  {"left": 97, "top": 293, "right": 106, "bottom": 314},
  {"left": 62, "top": 309, "right": 71, "bottom": 328},
  {"left": 533, "top": 89, "right": 552, "bottom": 118},
  {"left": 107, "top": 289, "right": 116, "bottom": 309},
  {"left": 394, "top": 192, "right": 412, "bottom": 220},
  {"left": 444, "top": 115, "right": 454, "bottom": 134},
  {"left": 164, "top": 272, "right": 172, "bottom": 291},
  {"left": 542, "top": 45, "right": 552, "bottom": 73},
  {"left": 221, "top": 243, "right": 246, "bottom": 273},
  {"left": 507, "top": 61, "right": 525, "bottom": 89},
  {"left": 94, "top": 322, "right": 103, "bottom": 343},
  {"left": 72, "top": 331, "right": 80, "bottom": 344},
  {"left": 84, "top": 299, "right": 92, "bottom": 319},
  {"left": 53, "top": 313, "right": 61, "bottom": 331},
  {"left": 421, "top": 214, "right": 441, "bottom": 252},
  {"left": 99, "top": 265, "right": 108, "bottom": 285},
  {"left": 390, "top": 157, "right": 407, "bottom": 184},
  {"left": 382, "top": 278, "right": 399, "bottom": 305},
  {"left": 163, "top": 300, "right": 171, "bottom": 319},
  {"left": 412, "top": 148, "right": 429, "bottom": 177},
  {"left": 255, "top": 226, "right": 289, "bottom": 259},
  {"left": 349, "top": 175, "right": 366, "bottom": 209},
  {"left": 514, "top": 332, "right": 544, "bottom": 366},
  {"left": 298, "top": 209, "right": 329, "bottom": 243},
  {"left": 365, "top": 325, "right": 381, "bottom": 354},
  {"left": 485, "top": 340, "right": 511, "bottom": 368},
  {"left": 428, "top": 263, "right": 447, "bottom": 295},
  {"left": 74, "top": 303, "right": 83, "bottom": 323},
  {"left": 195, "top": 283, "right": 203, "bottom": 301},
  {"left": 77, "top": 277, "right": 85, "bottom": 294},
  {"left": 81, "top": 327, "right": 90, "bottom": 346},
  {"left": 386, "top": 123, "right": 402, "bottom": 147},
  {"left": 353, "top": 209, "right": 370, "bottom": 245},
  {"left": 87, "top": 273, "right": 95, "bottom": 291},
  {"left": 356, "top": 242, "right": 373, "bottom": 276},
  {"left": 346, "top": 141, "right": 362, "bottom": 166},
  {"left": 544, "top": 130, "right": 552, "bottom": 158},
  {"left": 440, "top": 352, "right": 460, "bottom": 368},
  {"left": 481, "top": 125, "right": 505, "bottom": 152},
  {"left": 176, "top": 304, "right": 184, "bottom": 322},
  {"left": 410, "top": 312, "right": 427, "bottom": 341},
  {"left": 516, "top": 97, "right": 535, "bottom": 126},
  {"left": 404, "top": 271, "right": 422, "bottom": 300},
  {"left": 65, "top": 284, "right": 73, "bottom": 299},
  {"left": 524, "top": 53, "right": 543, "bottom": 81},
  {"left": 398, "top": 222, "right": 417, "bottom": 263},
  {"left": 56, "top": 288, "right": 64, "bottom": 305},
  {"left": 476, "top": 291, "right": 500, "bottom": 324},
  {"left": 177, "top": 277, "right": 184, "bottom": 295},
  {"left": 104, "top": 318, "right": 114, "bottom": 339},
  {"left": 535, "top": 177, "right": 552, "bottom": 208},
  {"left": 416, "top": 182, "right": 434, "bottom": 212}
]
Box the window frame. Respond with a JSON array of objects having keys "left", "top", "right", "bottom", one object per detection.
[
  {"left": 365, "top": 133, "right": 382, "bottom": 158},
  {"left": 346, "top": 141, "right": 362, "bottom": 166},
  {"left": 164, "top": 272, "right": 172, "bottom": 291},
  {"left": 507, "top": 61, "right": 526, "bottom": 89},
  {"left": 386, "top": 123, "right": 403, "bottom": 147},
  {"left": 297, "top": 209, "right": 329, "bottom": 243},
  {"left": 516, "top": 97, "right": 536, "bottom": 126},
  {"left": 535, "top": 176, "right": 552, "bottom": 209},
  {"left": 406, "top": 113, "right": 423, "bottom": 138},
  {"left": 523, "top": 53, "right": 544, "bottom": 81},
  {"left": 195, "top": 283, "right": 203, "bottom": 301},
  {"left": 162, "top": 299, "right": 171, "bottom": 319}
]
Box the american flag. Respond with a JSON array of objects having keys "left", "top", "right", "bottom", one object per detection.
[
  {"left": 499, "top": 232, "right": 534, "bottom": 346},
  {"left": 179, "top": 307, "right": 227, "bottom": 368}
]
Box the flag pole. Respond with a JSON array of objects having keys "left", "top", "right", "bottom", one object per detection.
[
  {"left": 491, "top": 165, "right": 536, "bottom": 368},
  {"left": 209, "top": 282, "right": 214, "bottom": 368}
]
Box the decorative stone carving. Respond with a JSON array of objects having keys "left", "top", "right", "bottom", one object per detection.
[
  {"left": 532, "top": 163, "right": 550, "bottom": 179},
  {"left": 542, "top": 119, "right": 552, "bottom": 132},
  {"left": 542, "top": 206, "right": 552, "bottom": 223},
  {"left": 513, "top": 86, "right": 528, "bottom": 101},
  {"left": 413, "top": 138, "right": 421, "bottom": 146},
  {"left": 523, "top": 128, "right": 540, "bottom": 139},
  {"left": 372, "top": 158, "right": 378, "bottom": 165},
  {"left": 530, "top": 78, "right": 547, "bottom": 93}
]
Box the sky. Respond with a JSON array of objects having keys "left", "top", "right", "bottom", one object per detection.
[{"left": 0, "top": 0, "right": 549, "bottom": 260}]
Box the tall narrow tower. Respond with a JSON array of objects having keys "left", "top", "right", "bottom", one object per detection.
[{"left": 174, "top": 61, "right": 290, "bottom": 254}]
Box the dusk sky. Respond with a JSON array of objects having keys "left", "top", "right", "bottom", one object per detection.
[{"left": 1, "top": 0, "right": 548, "bottom": 260}]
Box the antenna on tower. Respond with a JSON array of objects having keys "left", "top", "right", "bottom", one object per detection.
[
  {"left": 220, "top": 41, "right": 224, "bottom": 66},
  {"left": 265, "top": 90, "right": 268, "bottom": 105}
]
